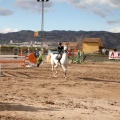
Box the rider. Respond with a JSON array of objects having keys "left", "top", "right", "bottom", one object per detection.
[
  {"left": 57, "top": 42, "right": 64, "bottom": 64},
  {"left": 34, "top": 48, "right": 39, "bottom": 58}
]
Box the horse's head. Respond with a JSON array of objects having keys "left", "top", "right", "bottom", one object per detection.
[{"left": 63, "top": 45, "right": 68, "bottom": 53}]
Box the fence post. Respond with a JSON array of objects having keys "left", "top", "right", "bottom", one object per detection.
[
  {"left": 81, "top": 51, "right": 85, "bottom": 62},
  {"left": 77, "top": 50, "right": 80, "bottom": 64},
  {"left": 72, "top": 50, "right": 74, "bottom": 63}
]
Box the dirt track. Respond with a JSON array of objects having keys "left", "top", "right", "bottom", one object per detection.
[{"left": 0, "top": 62, "right": 120, "bottom": 120}]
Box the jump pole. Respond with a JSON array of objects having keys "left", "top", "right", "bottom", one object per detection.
[{"left": 0, "top": 55, "right": 26, "bottom": 69}]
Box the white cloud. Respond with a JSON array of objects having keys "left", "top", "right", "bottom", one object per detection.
[
  {"left": 108, "top": 0, "right": 120, "bottom": 8},
  {"left": 64, "top": 0, "right": 120, "bottom": 18},
  {"left": 0, "top": 8, "right": 14, "bottom": 16},
  {"left": 107, "top": 27, "right": 120, "bottom": 33},
  {"left": 92, "top": 7, "right": 112, "bottom": 18},
  {"left": 0, "top": 27, "right": 20, "bottom": 33},
  {"left": 14, "top": 0, "right": 53, "bottom": 13},
  {"left": 107, "top": 19, "right": 120, "bottom": 25},
  {"left": 67, "top": 0, "right": 120, "bottom": 8},
  {"left": 92, "top": 8, "right": 106, "bottom": 18},
  {"left": 12, "top": 0, "right": 120, "bottom": 17}
]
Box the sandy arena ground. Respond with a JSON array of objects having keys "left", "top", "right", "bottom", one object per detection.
[{"left": 0, "top": 62, "right": 120, "bottom": 120}]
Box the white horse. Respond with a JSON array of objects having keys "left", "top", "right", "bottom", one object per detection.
[{"left": 50, "top": 45, "right": 69, "bottom": 78}]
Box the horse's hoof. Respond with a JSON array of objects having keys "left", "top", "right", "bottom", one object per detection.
[
  {"left": 64, "top": 76, "right": 67, "bottom": 79},
  {"left": 54, "top": 75, "right": 57, "bottom": 78}
]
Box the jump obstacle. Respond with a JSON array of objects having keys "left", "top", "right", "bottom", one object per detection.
[
  {"left": 0, "top": 53, "right": 38, "bottom": 67},
  {"left": 68, "top": 50, "right": 85, "bottom": 64}
]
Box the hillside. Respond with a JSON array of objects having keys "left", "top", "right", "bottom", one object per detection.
[{"left": 0, "top": 30, "right": 120, "bottom": 49}]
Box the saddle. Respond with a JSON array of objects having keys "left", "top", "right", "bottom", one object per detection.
[
  {"left": 56, "top": 54, "right": 62, "bottom": 60},
  {"left": 56, "top": 50, "right": 68, "bottom": 60},
  {"left": 56, "top": 53, "right": 62, "bottom": 65}
]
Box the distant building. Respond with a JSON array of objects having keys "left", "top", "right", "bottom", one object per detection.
[
  {"left": 82, "top": 38, "right": 103, "bottom": 53},
  {"left": 62, "top": 42, "right": 79, "bottom": 50}
]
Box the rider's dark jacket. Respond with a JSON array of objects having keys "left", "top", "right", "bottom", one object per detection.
[{"left": 57, "top": 46, "right": 64, "bottom": 54}]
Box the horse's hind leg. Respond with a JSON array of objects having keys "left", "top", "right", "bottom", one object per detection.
[
  {"left": 54, "top": 64, "right": 58, "bottom": 77},
  {"left": 52, "top": 64, "right": 58, "bottom": 77}
]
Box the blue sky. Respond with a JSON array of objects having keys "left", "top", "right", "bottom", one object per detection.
[{"left": 0, "top": 0, "right": 120, "bottom": 33}]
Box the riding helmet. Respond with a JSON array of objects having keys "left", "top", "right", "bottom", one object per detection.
[{"left": 58, "top": 42, "right": 62, "bottom": 45}]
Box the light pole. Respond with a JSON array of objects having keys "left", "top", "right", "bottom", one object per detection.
[
  {"left": 37, "top": 0, "right": 49, "bottom": 37},
  {"left": 0, "top": 44, "right": 1, "bottom": 76}
]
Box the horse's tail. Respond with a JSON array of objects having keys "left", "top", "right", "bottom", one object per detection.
[{"left": 46, "top": 53, "right": 52, "bottom": 62}]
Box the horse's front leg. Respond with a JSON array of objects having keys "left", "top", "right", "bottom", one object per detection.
[
  {"left": 64, "top": 70, "right": 67, "bottom": 79},
  {"left": 61, "top": 65, "right": 67, "bottom": 79}
]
